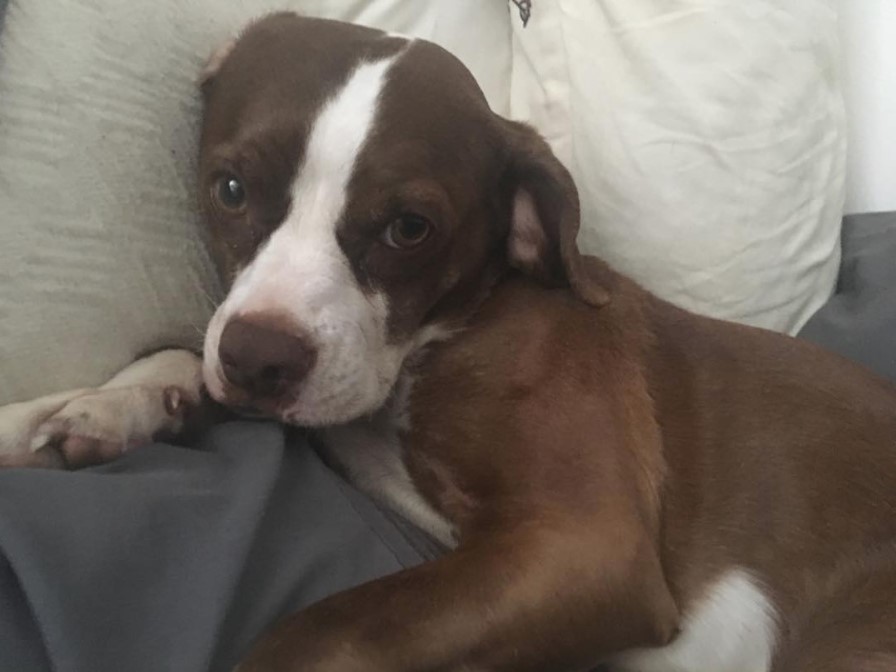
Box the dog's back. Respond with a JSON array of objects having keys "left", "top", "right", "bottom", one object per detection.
[
  {"left": 772, "top": 544, "right": 896, "bottom": 672},
  {"left": 408, "top": 267, "right": 896, "bottom": 669}
]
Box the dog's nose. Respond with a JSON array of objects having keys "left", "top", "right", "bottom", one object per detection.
[{"left": 217, "top": 317, "right": 316, "bottom": 398}]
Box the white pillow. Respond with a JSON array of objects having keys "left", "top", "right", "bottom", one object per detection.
[
  {"left": 509, "top": 0, "right": 846, "bottom": 333},
  {"left": 0, "top": 0, "right": 512, "bottom": 405}
]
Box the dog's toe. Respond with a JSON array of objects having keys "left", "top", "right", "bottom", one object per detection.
[
  {"left": 29, "top": 416, "right": 71, "bottom": 452},
  {"left": 30, "top": 395, "right": 134, "bottom": 468},
  {"left": 59, "top": 434, "right": 123, "bottom": 468},
  {"left": 29, "top": 414, "right": 123, "bottom": 469}
]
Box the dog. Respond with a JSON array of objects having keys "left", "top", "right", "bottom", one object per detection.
[{"left": 3, "top": 12, "right": 896, "bottom": 671}]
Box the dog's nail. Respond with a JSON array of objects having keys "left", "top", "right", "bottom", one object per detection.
[
  {"left": 164, "top": 386, "right": 183, "bottom": 415},
  {"left": 30, "top": 418, "right": 66, "bottom": 452},
  {"left": 30, "top": 433, "right": 51, "bottom": 452}
]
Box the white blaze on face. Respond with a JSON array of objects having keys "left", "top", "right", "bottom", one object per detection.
[{"left": 204, "top": 53, "right": 422, "bottom": 426}]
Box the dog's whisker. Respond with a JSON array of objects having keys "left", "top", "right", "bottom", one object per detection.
[{"left": 196, "top": 286, "right": 221, "bottom": 309}]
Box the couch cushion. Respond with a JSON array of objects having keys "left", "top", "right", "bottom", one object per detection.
[
  {"left": 799, "top": 212, "right": 896, "bottom": 385},
  {"left": 0, "top": 0, "right": 512, "bottom": 405},
  {"left": 510, "top": 0, "right": 846, "bottom": 333}
]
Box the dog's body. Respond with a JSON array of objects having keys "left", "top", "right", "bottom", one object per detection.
[
  {"left": 235, "top": 266, "right": 896, "bottom": 672},
  {"left": 400, "top": 273, "right": 896, "bottom": 672},
  {"left": 3, "top": 12, "right": 896, "bottom": 671}
]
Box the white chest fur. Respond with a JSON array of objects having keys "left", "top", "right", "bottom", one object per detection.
[
  {"left": 610, "top": 569, "right": 778, "bottom": 672},
  {"left": 318, "top": 409, "right": 456, "bottom": 548}
]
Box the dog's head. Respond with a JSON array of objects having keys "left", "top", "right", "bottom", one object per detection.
[{"left": 199, "top": 12, "right": 609, "bottom": 425}]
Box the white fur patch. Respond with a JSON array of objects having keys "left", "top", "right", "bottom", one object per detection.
[
  {"left": 316, "top": 359, "right": 455, "bottom": 546},
  {"left": 204, "top": 53, "right": 432, "bottom": 425},
  {"left": 610, "top": 569, "right": 777, "bottom": 672},
  {"left": 320, "top": 410, "right": 456, "bottom": 546}
]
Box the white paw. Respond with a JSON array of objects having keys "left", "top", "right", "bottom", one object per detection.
[
  {"left": 29, "top": 384, "right": 189, "bottom": 468},
  {"left": 0, "top": 349, "right": 203, "bottom": 469}
]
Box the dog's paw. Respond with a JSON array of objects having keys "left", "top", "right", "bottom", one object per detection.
[
  {"left": 0, "top": 350, "right": 204, "bottom": 470},
  {"left": 29, "top": 349, "right": 205, "bottom": 469},
  {"left": 0, "top": 388, "right": 90, "bottom": 460},
  {"left": 29, "top": 384, "right": 194, "bottom": 469}
]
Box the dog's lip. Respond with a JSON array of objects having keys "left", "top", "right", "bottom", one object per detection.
[
  {"left": 205, "top": 367, "right": 301, "bottom": 420},
  {"left": 224, "top": 395, "right": 298, "bottom": 421},
  {"left": 229, "top": 405, "right": 269, "bottom": 419}
]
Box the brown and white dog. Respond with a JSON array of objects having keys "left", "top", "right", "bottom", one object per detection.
[{"left": 3, "top": 12, "right": 896, "bottom": 671}]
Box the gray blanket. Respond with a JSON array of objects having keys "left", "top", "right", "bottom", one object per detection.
[
  {"left": 1, "top": 212, "right": 894, "bottom": 671},
  {"left": 0, "top": 423, "right": 434, "bottom": 672},
  {"left": 800, "top": 211, "right": 896, "bottom": 385}
]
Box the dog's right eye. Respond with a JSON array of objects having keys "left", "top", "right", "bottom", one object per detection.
[
  {"left": 213, "top": 174, "right": 247, "bottom": 212},
  {"left": 380, "top": 214, "right": 432, "bottom": 250}
]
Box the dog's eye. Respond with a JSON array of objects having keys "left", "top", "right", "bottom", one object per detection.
[
  {"left": 381, "top": 215, "right": 432, "bottom": 249},
  {"left": 213, "top": 174, "right": 247, "bottom": 211}
]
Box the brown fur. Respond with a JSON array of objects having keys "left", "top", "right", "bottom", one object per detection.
[
  {"left": 405, "top": 272, "right": 896, "bottom": 670},
  {"left": 240, "top": 270, "right": 896, "bottom": 672},
  {"left": 772, "top": 544, "right": 896, "bottom": 671},
  {"left": 200, "top": 13, "right": 896, "bottom": 672}
]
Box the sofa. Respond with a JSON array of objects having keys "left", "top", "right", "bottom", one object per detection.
[{"left": 1, "top": 2, "right": 894, "bottom": 670}]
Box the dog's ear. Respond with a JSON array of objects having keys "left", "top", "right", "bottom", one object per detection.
[
  {"left": 198, "top": 38, "right": 237, "bottom": 95},
  {"left": 500, "top": 120, "right": 610, "bottom": 307}
]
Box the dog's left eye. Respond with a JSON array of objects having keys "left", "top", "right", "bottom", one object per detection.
[{"left": 381, "top": 215, "right": 432, "bottom": 249}]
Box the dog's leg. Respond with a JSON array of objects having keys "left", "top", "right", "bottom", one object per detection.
[
  {"left": 0, "top": 349, "right": 209, "bottom": 469},
  {"left": 237, "top": 523, "right": 679, "bottom": 672}
]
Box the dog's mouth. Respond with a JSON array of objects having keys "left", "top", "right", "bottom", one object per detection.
[
  {"left": 229, "top": 405, "right": 271, "bottom": 419},
  {"left": 205, "top": 374, "right": 301, "bottom": 422},
  {"left": 223, "top": 393, "right": 300, "bottom": 422}
]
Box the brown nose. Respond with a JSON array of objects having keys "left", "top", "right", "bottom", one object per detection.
[{"left": 217, "top": 317, "right": 316, "bottom": 398}]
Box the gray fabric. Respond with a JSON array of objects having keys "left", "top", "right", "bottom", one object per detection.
[
  {"left": 0, "top": 421, "right": 427, "bottom": 672},
  {"left": 799, "top": 212, "right": 896, "bottom": 384}
]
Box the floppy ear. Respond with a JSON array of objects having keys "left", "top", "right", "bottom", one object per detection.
[
  {"left": 501, "top": 120, "right": 611, "bottom": 307},
  {"left": 197, "top": 38, "right": 237, "bottom": 95}
]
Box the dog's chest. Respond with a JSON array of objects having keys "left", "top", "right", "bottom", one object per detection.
[
  {"left": 317, "top": 410, "right": 456, "bottom": 548},
  {"left": 609, "top": 570, "right": 777, "bottom": 672}
]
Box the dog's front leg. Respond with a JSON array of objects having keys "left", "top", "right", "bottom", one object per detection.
[
  {"left": 0, "top": 349, "right": 217, "bottom": 469},
  {"left": 238, "top": 523, "right": 679, "bottom": 672}
]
